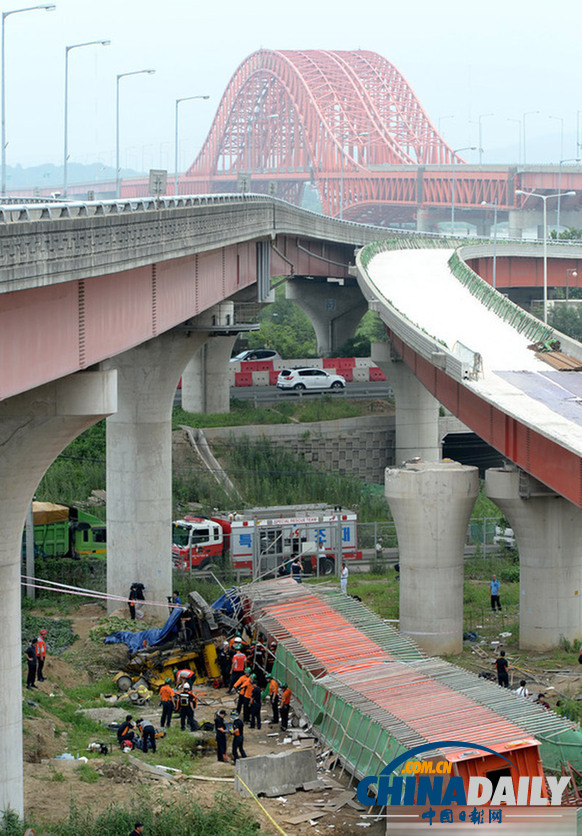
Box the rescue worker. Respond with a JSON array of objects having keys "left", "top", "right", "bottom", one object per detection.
[
  {"left": 135, "top": 682, "right": 152, "bottom": 704},
  {"left": 24, "top": 638, "right": 38, "bottom": 690},
  {"left": 217, "top": 640, "right": 231, "bottom": 687},
  {"left": 129, "top": 821, "right": 144, "bottom": 836},
  {"left": 175, "top": 667, "right": 195, "bottom": 687},
  {"left": 117, "top": 715, "right": 135, "bottom": 748},
  {"left": 263, "top": 676, "right": 279, "bottom": 725},
  {"left": 234, "top": 668, "right": 253, "bottom": 723},
  {"left": 230, "top": 710, "right": 247, "bottom": 761},
  {"left": 136, "top": 718, "right": 156, "bottom": 754},
  {"left": 36, "top": 628, "right": 48, "bottom": 681},
  {"left": 159, "top": 678, "right": 175, "bottom": 728},
  {"left": 228, "top": 645, "right": 247, "bottom": 693},
  {"left": 249, "top": 675, "right": 262, "bottom": 730},
  {"left": 175, "top": 682, "right": 197, "bottom": 731},
  {"left": 214, "top": 709, "right": 229, "bottom": 762},
  {"left": 280, "top": 683, "right": 292, "bottom": 731}
]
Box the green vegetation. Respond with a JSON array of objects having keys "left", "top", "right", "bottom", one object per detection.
[
  {"left": 21, "top": 615, "right": 77, "bottom": 655},
  {"left": 241, "top": 283, "right": 387, "bottom": 359},
  {"left": 1, "top": 792, "right": 259, "bottom": 835},
  {"left": 548, "top": 303, "right": 582, "bottom": 341},
  {"left": 36, "top": 422, "right": 106, "bottom": 517}
]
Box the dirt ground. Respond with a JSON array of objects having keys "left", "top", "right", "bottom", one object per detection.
[{"left": 22, "top": 604, "right": 384, "bottom": 835}]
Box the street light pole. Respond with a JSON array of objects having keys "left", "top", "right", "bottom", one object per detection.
[
  {"left": 174, "top": 94, "right": 208, "bottom": 196},
  {"left": 522, "top": 110, "right": 540, "bottom": 165},
  {"left": 1, "top": 4, "right": 55, "bottom": 196},
  {"left": 116, "top": 68, "right": 155, "bottom": 199},
  {"left": 478, "top": 113, "right": 494, "bottom": 165},
  {"left": 63, "top": 39, "right": 110, "bottom": 198},
  {"left": 516, "top": 189, "right": 576, "bottom": 323},
  {"left": 481, "top": 200, "right": 498, "bottom": 289},
  {"left": 451, "top": 146, "right": 476, "bottom": 233},
  {"left": 566, "top": 268, "right": 578, "bottom": 301}
]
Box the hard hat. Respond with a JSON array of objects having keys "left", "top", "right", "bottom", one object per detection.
[
  {"left": 250, "top": 674, "right": 256, "bottom": 681},
  {"left": 183, "top": 682, "right": 191, "bottom": 690},
  {"left": 244, "top": 667, "right": 251, "bottom": 674},
  {"left": 165, "top": 678, "right": 172, "bottom": 684},
  {"left": 39, "top": 629, "right": 47, "bottom": 636}
]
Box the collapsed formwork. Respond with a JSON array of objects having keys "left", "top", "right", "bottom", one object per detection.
[{"left": 241, "top": 579, "right": 582, "bottom": 788}]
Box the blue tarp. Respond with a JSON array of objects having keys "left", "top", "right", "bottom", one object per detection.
[
  {"left": 104, "top": 606, "right": 183, "bottom": 655},
  {"left": 211, "top": 587, "right": 240, "bottom": 616}
]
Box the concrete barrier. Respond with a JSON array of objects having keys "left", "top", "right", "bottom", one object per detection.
[{"left": 234, "top": 748, "right": 317, "bottom": 797}]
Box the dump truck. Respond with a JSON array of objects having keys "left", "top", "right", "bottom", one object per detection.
[{"left": 24, "top": 501, "right": 106, "bottom": 559}]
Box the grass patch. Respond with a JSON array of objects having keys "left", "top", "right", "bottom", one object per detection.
[{"left": 4, "top": 790, "right": 260, "bottom": 835}]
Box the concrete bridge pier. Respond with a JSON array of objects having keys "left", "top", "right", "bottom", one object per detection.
[
  {"left": 181, "top": 334, "right": 238, "bottom": 414},
  {"left": 486, "top": 466, "right": 582, "bottom": 650},
  {"left": 372, "top": 341, "right": 441, "bottom": 463},
  {"left": 103, "top": 330, "right": 207, "bottom": 615},
  {"left": 286, "top": 277, "right": 367, "bottom": 355},
  {"left": 0, "top": 371, "right": 116, "bottom": 817},
  {"left": 386, "top": 460, "right": 478, "bottom": 655}
]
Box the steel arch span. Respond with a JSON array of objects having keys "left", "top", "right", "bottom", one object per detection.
[{"left": 185, "top": 49, "right": 461, "bottom": 217}]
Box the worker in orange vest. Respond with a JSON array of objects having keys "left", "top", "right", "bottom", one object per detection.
[
  {"left": 234, "top": 669, "right": 254, "bottom": 722},
  {"left": 36, "top": 628, "right": 48, "bottom": 682},
  {"left": 280, "top": 683, "right": 292, "bottom": 731},
  {"left": 159, "top": 678, "right": 175, "bottom": 728},
  {"left": 228, "top": 647, "right": 248, "bottom": 694},
  {"left": 263, "top": 676, "right": 279, "bottom": 725}
]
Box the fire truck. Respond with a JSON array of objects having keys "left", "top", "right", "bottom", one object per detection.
[{"left": 172, "top": 505, "right": 361, "bottom": 577}]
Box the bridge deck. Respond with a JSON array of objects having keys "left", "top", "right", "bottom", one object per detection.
[{"left": 367, "top": 249, "right": 582, "bottom": 458}]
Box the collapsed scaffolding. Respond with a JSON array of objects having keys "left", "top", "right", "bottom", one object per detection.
[{"left": 240, "top": 579, "right": 582, "bottom": 794}]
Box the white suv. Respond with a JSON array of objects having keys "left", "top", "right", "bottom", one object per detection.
[{"left": 277, "top": 368, "right": 346, "bottom": 391}]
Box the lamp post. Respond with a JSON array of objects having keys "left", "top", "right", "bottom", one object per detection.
[
  {"left": 481, "top": 200, "right": 498, "bottom": 289},
  {"left": 339, "top": 131, "right": 368, "bottom": 220},
  {"left": 63, "top": 39, "right": 110, "bottom": 198},
  {"left": 116, "top": 68, "right": 155, "bottom": 198},
  {"left": 566, "top": 268, "right": 578, "bottom": 301},
  {"left": 1, "top": 4, "right": 55, "bottom": 196},
  {"left": 515, "top": 189, "right": 576, "bottom": 323},
  {"left": 174, "top": 94, "right": 208, "bottom": 196},
  {"left": 522, "top": 110, "right": 540, "bottom": 165},
  {"left": 556, "top": 158, "right": 580, "bottom": 233},
  {"left": 451, "top": 146, "right": 476, "bottom": 233},
  {"left": 507, "top": 118, "right": 522, "bottom": 164},
  {"left": 478, "top": 113, "right": 494, "bottom": 165}
]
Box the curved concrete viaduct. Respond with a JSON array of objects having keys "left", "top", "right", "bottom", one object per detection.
[{"left": 356, "top": 237, "right": 582, "bottom": 658}]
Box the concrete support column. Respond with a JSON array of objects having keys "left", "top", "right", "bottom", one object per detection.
[
  {"left": 486, "top": 467, "right": 582, "bottom": 650},
  {"left": 286, "top": 277, "right": 367, "bottom": 355},
  {"left": 416, "top": 208, "right": 434, "bottom": 233},
  {"left": 103, "top": 332, "right": 207, "bottom": 614},
  {"left": 386, "top": 460, "right": 478, "bottom": 655},
  {"left": 372, "top": 341, "right": 441, "bottom": 463},
  {"left": 182, "top": 334, "right": 238, "bottom": 414},
  {"left": 0, "top": 371, "right": 116, "bottom": 816}
]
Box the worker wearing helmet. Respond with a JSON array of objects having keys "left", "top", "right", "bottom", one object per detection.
[
  {"left": 234, "top": 670, "right": 254, "bottom": 723},
  {"left": 249, "top": 674, "right": 262, "bottom": 730},
  {"left": 159, "top": 678, "right": 175, "bottom": 729},
  {"left": 263, "top": 676, "right": 279, "bottom": 725},
  {"left": 175, "top": 682, "right": 197, "bottom": 732},
  {"left": 228, "top": 646, "right": 248, "bottom": 694},
  {"left": 36, "top": 628, "right": 48, "bottom": 682}
]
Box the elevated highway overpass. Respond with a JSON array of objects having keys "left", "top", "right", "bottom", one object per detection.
[
  {"left": 2, "top": 195, "right": 582, "bottom": 816},
  {"left": 356, "top": 236, "right": 582, "bottom": 658}
]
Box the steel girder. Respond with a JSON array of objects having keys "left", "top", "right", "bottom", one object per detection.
[{"left": 187, "top": 48, "right": 460, "bottom": 216}]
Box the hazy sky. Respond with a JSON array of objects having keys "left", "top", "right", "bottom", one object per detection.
[{"left": 5, "top": 0, "right": 582, "bottom": 175}]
